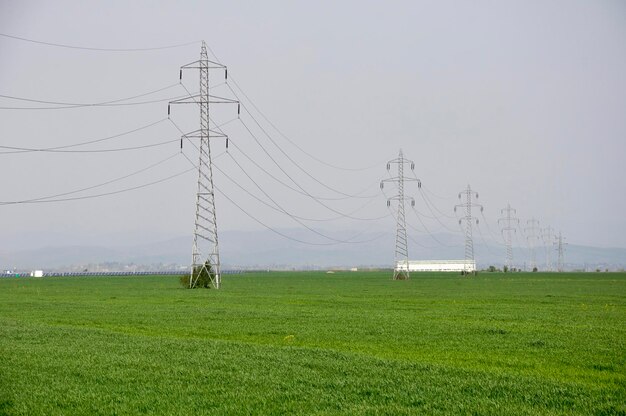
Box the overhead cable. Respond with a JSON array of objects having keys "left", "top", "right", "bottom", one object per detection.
[
  {"left": 0, "top": 138, "right": 177, "bottom": 154},
  {"left": 202, "top": 43, "right": 383, "bottom": 173},
  {"left": 0, "top": 118, "right": 168, "bottom": 154},
  {"left": 1, "top": 154, "right": 190, "bottom": 205},
  {"left": 235, "top": 98, "right": 379, "bottom": 199},
  {"left": 227, "top": 77, "right": 382, "bottom": 172},
  {"left": 0, "top": 33, "right": 199, "bottom": 52},
  {"left": 0, "top": 83, "right": 182, "bottom": 110}
]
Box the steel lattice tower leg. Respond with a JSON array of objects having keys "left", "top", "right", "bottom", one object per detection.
[{"left": 190, "top": 42, "right": 221, "bottom": 289}]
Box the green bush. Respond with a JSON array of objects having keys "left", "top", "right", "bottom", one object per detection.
[{"left": 179, "top": 261, "right": 215, "bottom": 289}]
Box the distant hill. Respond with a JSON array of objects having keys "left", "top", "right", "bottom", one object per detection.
[{"left": 1, "top": 229, "right": 624, "bottom": 271}]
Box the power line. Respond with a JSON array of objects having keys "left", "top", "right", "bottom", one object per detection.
[
  {"left": 229, "top": 133, "right": 378, "bottom": 203},
  {"left": 215, "top": 181, "right": 384, "bottom": 247},
  {"left": 0, "top": 118, "right": 168, "bottom": 154},
  {"left": 171, "top": 114, "right": 378, "bottom": 204},
  {"left": 416, "top": 189, "right": 460, "bottom": 232},
  {"left": 199, "top": 75, "right": 380, "bottom": 200},
  {"left": 386, "top": 202, "right": 456, "bottom": 250},
  {"left": 219, "top": 152, "right": 380, "bottom": 244},
  {"left": 226, "top": 78, "right": 382, "bottom": 172},
  {"left": 175, "top": 82, "right": 385, "bottom": 223},
  {"left": 179, "top": 151, "right": 386, "bottom": 248},
  {"left": 0, "top": 138, "right": 178, "bottom": 154},
  {"left": 203, "top": 43, "right": 383, "bottom": 173},
  {"left": 233, "top": 117, "right": 385, "bottom": 220},
  {"left": 421, "top": 186, "right": 455, "bottom": 201},
  {"left": 0, "top": 33, "right": 199, "bottom": 52},
  {"left": 419, "top": 188, "right": 457, "bottom": 220},
  {"left": 0, "top": 153, "right": 181, "bottom": 205},
  {"left": 225, "top": 152, "right": 385, "bottom": 223},
  {"left": 235, "top": 107, "right": 378, "bottom": 199},
  {"left": 0, "top": 83, "right": 182, "bottom": 110},
  {"left": 2, "top": 161, "right": 192, "bottom": 205},
  {"left": 475, "top": 222, "right": 503, "bottom": 258},
  {"left": 0, "top": 94, "right": 192, "bottom": 110},
  {"left": 479, "top": 211, "right": 506, "bottom": 245},
  {"left": 409, "top": 206, "right": 461, "bottom": 248}
]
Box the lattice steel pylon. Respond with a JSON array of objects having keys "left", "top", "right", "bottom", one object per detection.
[
  {"left": 380, "top": 149, "right": 420, "bottom": 280},
  {"left": 554, "top": 231, "right": 567, "bottom": 272},
  {"left": 541, "top": 226, "right": 554, "bottom": 271},
  {"left": 524, "top": 218, "right": 540, "bottom": 271},
  {"left": 455, "top": 185, "right": 483, "bottom": 274},
  {"left": 168, "top": 41, "right": 238, "bottom": 288},
  {"left": 498, "top": 203, "right": 519, "bottom": 271}
]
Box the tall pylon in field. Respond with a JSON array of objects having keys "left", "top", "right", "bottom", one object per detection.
[
  {"left": 380, "top": 149, "right": 420, "bottom": 280},
  {"left": 498, "top": 203, "right": 519, "bottom": 270},
  {"left": 455, "top": 185, "right": 483, "bottom": 274},
  {"left": 168, "top": 41, "right": 238, "bottom": 288}
]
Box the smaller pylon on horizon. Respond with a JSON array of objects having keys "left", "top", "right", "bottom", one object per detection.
[
  {"left": 498, "top": 203, "right": 519, "bottom": 271},
  {"left": 542, "top": 226, "right": 554, "bottom": 271},
  {"left": 525, "top": 218, "right": 541, "bottom": 271},
  {"left": 455, "top": 185, "right": 482, "bottom": 275},
  {"left": 380, "top": 149, "right": 420, "bottom": 280},
  {"left": 554, "top": 231, "right": 567, "bottom": 272}
]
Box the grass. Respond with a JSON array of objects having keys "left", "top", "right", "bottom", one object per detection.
[{"left": 0, "top": 271, "right": 624, "bottom": 415}]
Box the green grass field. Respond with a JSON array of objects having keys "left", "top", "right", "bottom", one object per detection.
[{"left": 1, "top": 271, "right": 624, "bottom": 415}]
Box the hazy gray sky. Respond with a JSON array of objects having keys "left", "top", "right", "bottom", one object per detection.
[{"left": 1, "top": 0, "right": 625, "bottom": 252}]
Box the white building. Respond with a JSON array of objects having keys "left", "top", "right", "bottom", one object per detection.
[
  {"left": 396, "top": 260, "right": 476, "bottom": 272},
  {"left": 30, "top": 270, "right": 44, "bottom": 277}
]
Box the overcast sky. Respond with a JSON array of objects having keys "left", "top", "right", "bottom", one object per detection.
[{"left": 0, "top": 0, "right": 625, "bottom": 253}]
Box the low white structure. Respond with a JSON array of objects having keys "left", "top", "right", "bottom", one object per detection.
[
  {"left": 30, "top": 270, "right": 44, "bottom": 277},
  {"left": 396, "top": 260, "right": 476, "bottom": 272}
]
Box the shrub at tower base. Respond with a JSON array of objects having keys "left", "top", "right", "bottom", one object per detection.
[{"left": 179, "top": 260, "right": 215, "bottom": 288}]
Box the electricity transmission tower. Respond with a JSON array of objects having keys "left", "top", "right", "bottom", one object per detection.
[
  {"left": 454, "top": 185, "right": 483, "bottom": 274},
  {"left": 524, "top": 218, "right": 540, "bottom": 271},
  {"left": 554, "top": 231, "right": 567, "bottom": 272},
  {"left": 380, "top": 149, "right": 420, "bottom": 280},
  {"left": 498, "top": 203, "right": 519, "bottom": 271},
  {"left": 168, "top": 41, "right": 238, "bottom": 289},
  {"left": 542, "top": 226, "right": 554, "bottom": 271}
]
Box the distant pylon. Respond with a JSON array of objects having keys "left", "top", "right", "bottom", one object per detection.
[
  {"left": 380, "top": 149, "right": 420, "bottom": 280},
  {"left": 498, "top": 203, "right": 519, "bottom": 270},
  {"left": 168, "top": 41, "right": 238, "bottom": 288},
  {"left": 455, "top": 185, "right": 483, "bottom": 274},
  {"left": 554, "top": 231, "right": 567, "bottom": 272},
  {"left": 542, "top": 226, "right": 554, "bottom": 271},
  {"left": 524, "top": 218, "right": 540, "bottom": 271}
]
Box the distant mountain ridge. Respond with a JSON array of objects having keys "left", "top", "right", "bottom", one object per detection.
[{"left": 1, "top": 229, "right": 624, "bottom": 271}]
